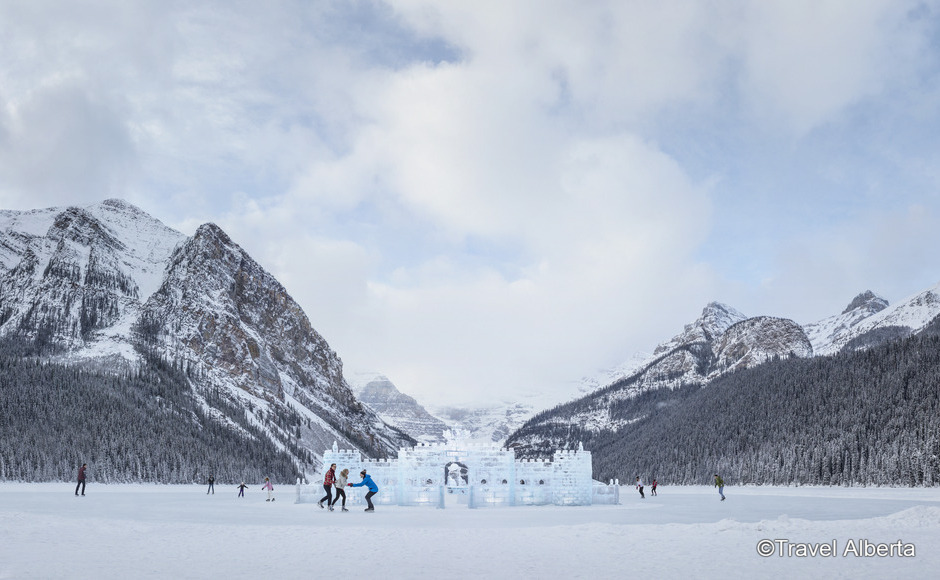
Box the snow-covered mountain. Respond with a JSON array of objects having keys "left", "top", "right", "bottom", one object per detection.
[
  {"left": 713, "top": 316, "right": 812, "bottom": 374},
  {"left": 803, "top": 290, "right": 890, "bottom": 355},
  {"left": 511, "top": 281, "right": 940, "bottom": 454},
  {"left": 509, "top": 302, "right": 814, "bottom": 441},
  {"left": 806, "top": 285, "right": 940, "bottom": 355},
  {"left": 0, "top": 200, "right": 413, "bottom": 470},
  {"left": 352, "top": 374, "right": 450, "bottom": 445},
  {"left": 349, "top": 372, "right": 539, "bottom": 445},
  {"left": 589, "top": 302, "right": 812, "bottom": 401}
]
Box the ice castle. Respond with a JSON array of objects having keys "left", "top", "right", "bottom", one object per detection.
[{"left": 296, "top": 433, "right": 620, "bottom": 508}]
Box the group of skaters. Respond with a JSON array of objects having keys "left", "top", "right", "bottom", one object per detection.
[
  {"left": 206, "top": 475, "right": 274, "bottom": 500},
  {"left": 318, "top": 463, "right": 379, "bottom": 512},
  {"left": 75, "top": 461, "right": 376, "bottom": 509},
  {"left": 634, "top": 476, "right": 658, "bottom": 498},
  {"left": 633, "top": 474, "right": 726, "bottom": 501}
]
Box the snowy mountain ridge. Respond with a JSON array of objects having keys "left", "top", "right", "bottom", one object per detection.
[
  {"left": 803, "top": 290, "right": 890, "bottom": 355},
  {"left": 0, "top": 200, "right": 413, "bottom": 474},
  {"left": 509, "top": 283, "right": 940, "bottom": 455},
  {"left": 812, "top": 284, "right": 940, "bottom": 354}
]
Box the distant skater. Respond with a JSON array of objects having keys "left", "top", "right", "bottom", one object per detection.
[
  {"left": 262, "top": 477, "right": 274, "bottom": 502},
  {"left": 331, "top": 468, "right": 349, "bottom": 512},
  {"left": 651, "top": 479, "right": 658, "bottom": 496},
  {"left": 75, "top": 463, "right": 87, "bottom": 496},
  {"left": 238, "top": 482, "right": 248, "bottom": 498},
  {"left": 319, "top": 463, "right": 336, "bottom": 511},
  {"left": 349, "top": 469, "right": 379, "bottom": 512},
  {"left": 635, "top": 476, "right": 645, "bottom": 499},
  {"left": 207, "top": 475, "right": 215, "bottom": 495},
  {"left": 714, "top": 474, "right": 725, "bottom": 501}
]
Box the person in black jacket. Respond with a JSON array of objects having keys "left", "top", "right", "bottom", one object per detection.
[
  {"left": 75, "top": 464, "right": 87, "bottom": 496},
  {"left": 207, "top": 475, "right": 215, "bottom": 494}
]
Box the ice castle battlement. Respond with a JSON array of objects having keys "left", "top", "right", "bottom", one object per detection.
[{"left": 297, "top": 438, "right": 618, "bottom": 508}]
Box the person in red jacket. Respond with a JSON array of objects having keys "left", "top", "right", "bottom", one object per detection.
[
  {"left": 75, "top": 463, "right": 87, "bottom": 496},
  {"left": 319, "top": 463, "right": 336, "bottom": 511}
]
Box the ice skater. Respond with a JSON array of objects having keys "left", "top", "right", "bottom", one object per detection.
[
  {"left": 207, "top": 475, "right": 215, "bottom": 494},
  {"left": 238, "top": 482, "right": 248, "bottom": 498},
  {"left": 262, "top": 477, "right": 274, "bottom": 501},
  {"left": 319, "top": 463, "right": 336, "bottom": 510},
  {"left": 714, "top": 474, "right": 725, "bottom": 501},
  {"left": 75, "top": 463, "right": 87, "bottom": 496},
  {"left": 635, "top": 476, "right": 645, "bottom": 499},
  {"left": 348, "top": 469, "right": 378, "bottom": 511},
  {"left": 331, "top": 468, "right": 349, "bottom": 512},
  {"left": 651, "top": 479, "right": 658, "bottom": 496}
]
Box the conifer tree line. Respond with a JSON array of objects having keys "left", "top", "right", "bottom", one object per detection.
[
  {"left": 510, "top": 318, "right": 940, "bottom": 486},
  {"left": 0, "top": 349, "right": 304, "bottom": 484}
]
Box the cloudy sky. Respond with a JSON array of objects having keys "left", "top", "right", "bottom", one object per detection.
[{"left": 2, "top": 1, "right": 940, "bottom": 407}]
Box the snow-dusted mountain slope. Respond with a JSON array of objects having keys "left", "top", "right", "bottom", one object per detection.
[
  {"left": 803, "top": 290, "right": 890, "bottom": 355},
  {"left": 349, "top": 372, "right": 540, "bottom": 446},
  {"left": 713, "top": 316, "right": 812, "bottom": 374},
  {"left": 0, "top": 200, "right": 412, "bottom": 467},
  {"left": 508, "top": 302, "right": 814, "bottom": 443},
  {"left": 803, "top": 285, "right": 940, "bottom": 356},
  {"left": 822, "top": 284, "right": 940, "bottom": 354},
  {"left": 0, "top": 200, "right": 185, "bottom": 360},
  {"left": 352, "top": 374, "right": 450, "bottom": 445}
]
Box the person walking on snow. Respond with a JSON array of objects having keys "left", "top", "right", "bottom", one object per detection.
[
  {"left": 714, "top": 474, "right": 725, "bottom": 501},
  {"left": 262, "top": 477, "right": 274, "bottom": 502},
  {"left": 331, "top": 468, "right": 349, "bottom": 512},
  {"left": 319, "top": 463, "right": 336, "bottom": 510},
  {"left": 237, "top": 482, "right": 248, "bottom": 498},
  {"left": 635, "top": 476, "right": 645, "bottom": 499},
  {"left": 349, "top": 469, "right": 379, "bottom": 511},
  {"left": 207, "top": 475, "right": 215, "bottom": 495},
  {"left": 75, "top": 463, "right": 87, "bottom": 496},
  {"left": 651, "top": 479, "right": 658, "bottom": 496}
]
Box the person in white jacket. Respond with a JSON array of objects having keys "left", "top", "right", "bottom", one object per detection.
[
  {"left": 331, "top": 468, "right": 349, "bottom": 512},
  {"left": 635, "top": 476, "right": 645, "bottom": 499}
]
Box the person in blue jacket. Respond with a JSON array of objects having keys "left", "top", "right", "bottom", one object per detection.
[{"left": 348, "top": 469, "right": 379, "bottom": 512}]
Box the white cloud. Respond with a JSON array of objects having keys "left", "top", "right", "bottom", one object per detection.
[{"left": 1, "top": 1, "right": 939, "bottom": 407}]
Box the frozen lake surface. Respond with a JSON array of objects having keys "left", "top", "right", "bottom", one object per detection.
[{"left": 1, "top": 483, "right": 939, "bottom": 579}]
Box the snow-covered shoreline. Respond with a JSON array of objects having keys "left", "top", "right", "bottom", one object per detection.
[{"left": 1, "top": 484, "right": 938, "bottom": 579}]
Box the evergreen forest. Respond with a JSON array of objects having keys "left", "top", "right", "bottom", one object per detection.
[{"left": 0, "top": 353, "right": 304, "bottom": 485}]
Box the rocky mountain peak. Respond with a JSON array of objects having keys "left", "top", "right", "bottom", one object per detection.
[
  {"left": 655, "top": 301, "right": 746, "bottom": 355},
  {"left": 842, "top": 290, "right": 889, "bottom": 315},
  {"left": 699, "top": 302, "right": 747, "bottom": 336},
  {"left": 712, "top": 316, "right": 812, "bottom": 375},
  {"left": 353, "top": 374, "right": 449, "bottom": 445}
]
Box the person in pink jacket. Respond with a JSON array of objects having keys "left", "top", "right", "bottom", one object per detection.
[{"left": 262, "top": 477, "right": 274, "bottom": 502}]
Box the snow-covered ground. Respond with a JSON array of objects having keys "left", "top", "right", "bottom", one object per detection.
[{"left": 1, "top": 483, "right": 939, "bottom": 579}]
